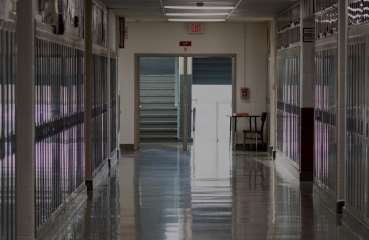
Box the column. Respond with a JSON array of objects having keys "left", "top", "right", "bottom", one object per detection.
[
  {"left": 84, "top": 0, "right": 93, "bottom": 190},
  {"left": 336, "top": 0, "right": 347, "bottom": 204},
  {"left": 107, "top": 9, "right": 111, "bottom": 164},
  {"left": 269, "top": 19, "right": 277, "bottom": 155},
  {"left": 299, "top": 1, "right": 315, "bottom": 180},
  {"left": 16, "top": 0, "right": 35, "bottom": 239}
]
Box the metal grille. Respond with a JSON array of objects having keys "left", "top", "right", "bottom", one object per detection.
[
  {"left": 346, "top": 39, "right": 368, "bottom": 217},
  {"left": 314, "top": 46, "right": 337, "bottom": 194},
  {"left": 276, "top": 4, "right": 300, "bottom": 50},
  {"left": 315, "top": 7, "right": 338, "bottom": 39},
  {"left": 91, "top": 54, "right": 109, "bottom": 174},
  {"left": 110, "top": 57, "right": 117, "bottom": 154},
  {"left": 0, "top": 20, "right": 16, "bottom": 240},
  {"left": 276, "top": 53, "right": 300, "bottom": 166},
  {"left": 348, "top": 0, "right": 369, "bottom": 28},
  {"left": 35, "top": 37, "right": 85, "bottom": 230}
]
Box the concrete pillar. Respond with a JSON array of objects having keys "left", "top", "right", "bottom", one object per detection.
[
  {"left": 336, "top": 0, "right": 347, "bottom": 204},
  {"left": 107, "top": 10, "right": 111, "bottom": 162},
  {"left": 15, "top": 0, "right": 35, "bottom": 239},
  {"left": 84, "top": 0, "right": 93, "bottom": 190},
  {"left": 299, "top": 1, "right": 315, "bottom": 180},
  {"left": 269, "top": 19, "right": 277, "bottom": 155}
]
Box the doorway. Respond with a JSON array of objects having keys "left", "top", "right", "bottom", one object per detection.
[{"left": 134, "top": 54, "right": 236, "bottom": 150}]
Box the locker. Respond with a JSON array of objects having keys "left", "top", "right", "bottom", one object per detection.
[
  {"left": 0, "top": 21, "right": 16, "bottom": 239},
  {"left": 34, "top": 33, "right": 85, "bottom": 230},
  {"left": 276, "top": 53, "right": 300, "bottom": 166},
  {"left": 345, "top": 37, "right": 369, "bottom": 221},
  {"left": 314, "top": 45, "right": 337, "bottom": 194}
]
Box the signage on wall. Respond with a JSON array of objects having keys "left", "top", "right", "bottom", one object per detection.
[
  {"left": 240, "top": 87, "right": 249, "bottom": 99},
  {"left": 189, "top": 23, "right": 203, "bottom": 33},
  {"left": 180, "top": 41, "right": 192, "bottom": 47},
  {"left": 180, "top": 41, "right": 192, "bottom": 52},
  {"left": 303, "top": 28, "right": 315, "bottom": 42}
]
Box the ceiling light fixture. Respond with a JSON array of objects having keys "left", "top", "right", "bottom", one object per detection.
[
  {"left": 168, "top": 18, "right": 226, "bottom": 22},
  {"left": 164, "top": 6, "right": 234, "bottom": 10},
  {"left": 166, "top": 13, "right": 229, "bottom": 16}
]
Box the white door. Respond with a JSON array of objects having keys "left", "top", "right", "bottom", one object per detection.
[{"left": 216, "top": 101, "right": 232, "bottom": 143}]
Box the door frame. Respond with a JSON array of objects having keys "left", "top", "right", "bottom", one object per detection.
[{"left": 134, "top": 53, "right": 237, "bottom": 151}]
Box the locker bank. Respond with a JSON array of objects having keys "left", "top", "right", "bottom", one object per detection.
[{"left": 2, "top": 0, "right": 369, "bottom": 239}]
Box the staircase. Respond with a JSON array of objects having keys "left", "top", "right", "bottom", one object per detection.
[{"left": 140, "top": 75, "right": 178, "bottom": 142}]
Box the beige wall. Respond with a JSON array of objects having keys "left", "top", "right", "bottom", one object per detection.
[{"left": 118, "top": 22, "right": 268, "bottom": 144}]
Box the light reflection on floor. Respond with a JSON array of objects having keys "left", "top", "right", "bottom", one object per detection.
[{"left": 39, "top": 141, "right": 361, "bottom": 240}]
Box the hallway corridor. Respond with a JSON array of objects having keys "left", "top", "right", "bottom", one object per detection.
[{"left": 39, "top": 143, "right": 360, "bottom": 240}]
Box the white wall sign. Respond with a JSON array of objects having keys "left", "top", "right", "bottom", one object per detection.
[{"left": 0, "top": 0, "right": 11, "bottom": 21}]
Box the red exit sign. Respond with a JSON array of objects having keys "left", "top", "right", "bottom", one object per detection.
[
  {"left": 180, "top": 41, "right": 192, "bottom": 47},
  {"left": 189, "top": 23, "right": 203, "bottom": 33}
]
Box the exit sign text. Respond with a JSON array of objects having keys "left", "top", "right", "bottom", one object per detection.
[{"left": 189, "top": 23, "right": 203, "bottom": 34}]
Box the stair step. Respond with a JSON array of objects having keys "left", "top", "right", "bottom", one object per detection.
[
  {"left": 140, "top": 107, "right": 177, "bottom": 111},
  {"left": 140, "top": 114, "right": 177, "bottom": 118},
  {"left": 140, "top": 74, "right": 175, "bottom": 76},
  {"left": 140, "top": 128, "right": 177, "bottom": 132},
  {"left": 140, "top": 121, "right": 177, "bottom": 125},
  {"left": 140, "top": 87, "right": 175, "bottom": 90},
  {"left": 140, "top": 135, "right": 177, "bottom": 139},
  {"left": 140, "top": 94, "right": 175, "bottom": 97},
  {"left": 140, "top": 80, "right": 175, "bottom": 83},
  {"left": 141, "top": 100, "right": 175, "bottom": 104}
]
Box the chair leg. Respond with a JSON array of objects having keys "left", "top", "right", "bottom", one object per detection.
[
  {"left": 260, "top": 133, "right": 265, "bottom": 151},
  {"left": 243, "top": 132, "right": 246, "bottom": 152}
]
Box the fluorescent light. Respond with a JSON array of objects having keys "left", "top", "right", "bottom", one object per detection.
[
  {"left": 164, "top": 6, "right": 234, "bottom": 10},
  {"left": 166, "top": 13, "right": 229, "bottom": 16},
  {"left": 168, "top": 19, "right": 226, "bottom": 22}
]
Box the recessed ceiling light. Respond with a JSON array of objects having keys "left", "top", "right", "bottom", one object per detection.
[
  {"left": 166, "top": 13, "right": 229, "bottom": 16},
  {"left": 168, "top": 19, "right": 226, "bottom": 22},
  {"left": 164, "top": 6, "right": 234, "bottom": 10}
]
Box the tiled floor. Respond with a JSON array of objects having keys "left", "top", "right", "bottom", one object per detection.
[{"left": 41, "top": 142, "right": 362, "bottom": 240}]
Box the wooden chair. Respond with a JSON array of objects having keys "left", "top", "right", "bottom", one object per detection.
[{"left": 243, "top": 112, "right": 267, "bottom": 151}]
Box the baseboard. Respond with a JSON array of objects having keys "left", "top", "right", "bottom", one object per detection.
[
  {"left": 268, "top": 145, "right": 274, "bottom": 155},
  {"left": 235, "top": 143, "right": 268, "bottom": 152},
  {"left": 313, "top": 184, "right": 344, "bottom": 214},
  {"left": 37, "top": 186, "right": 87, "bottom": 240},
  {"left": 120, "top": 144, "right": 134, "bottom": 151},
  {"left": 342, "top": 207, "right": 369, "bottom": 239},
  {"left": 275, "top": 152, "right": 313, "bottom": 182},
  {"left": 110, "top": 150, "right": 119, "bottom": 167}
]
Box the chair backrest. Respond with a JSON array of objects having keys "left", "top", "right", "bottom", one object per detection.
[{"left": 260, "top": 112, "right": 267, "bottom": 132}]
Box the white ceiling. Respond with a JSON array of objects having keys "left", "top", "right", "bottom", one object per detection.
[{"left": 103, "top": 0, "right": 299, "bottom": 22}]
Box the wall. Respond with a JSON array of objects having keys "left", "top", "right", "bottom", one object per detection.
[
  {"left": 118, "top": 22, "right": 268, "bottom": 145},
  {"left": 109, "top": 10, "right": 116, "bottom": 50}
]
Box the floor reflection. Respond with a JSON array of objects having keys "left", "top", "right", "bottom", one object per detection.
[{"left": 43, "top": 143, "right": 360, "bottom": 240}]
